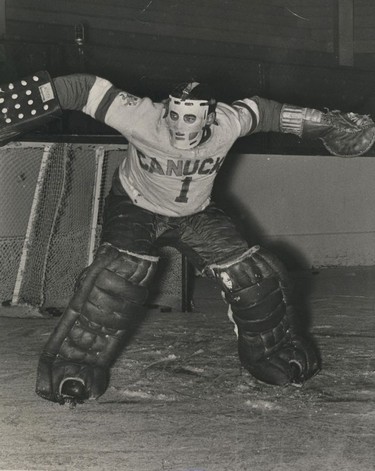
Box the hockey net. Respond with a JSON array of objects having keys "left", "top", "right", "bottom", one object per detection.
[{"left": 0, "top": 140, "right": 186, "bottom": 316}]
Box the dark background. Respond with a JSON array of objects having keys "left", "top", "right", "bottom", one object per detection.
[{"left": 2, "top": 0, "right": 375, "bottom": 156}]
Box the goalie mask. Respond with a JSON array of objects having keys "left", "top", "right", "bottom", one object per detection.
[{"left": 165, "top": 81, "right": 216, "bottom": 149}]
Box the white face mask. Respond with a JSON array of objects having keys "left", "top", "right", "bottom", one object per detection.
[{"left": 166, "top": 96, "right": 210, "bottom": 149}]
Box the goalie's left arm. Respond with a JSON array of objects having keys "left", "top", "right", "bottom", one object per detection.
[
  {"left": 279, "top": 104, "right": 375, "bottom": 157},
  {"left": 234, "top": 96, "right": 375, "bottom": 157}
]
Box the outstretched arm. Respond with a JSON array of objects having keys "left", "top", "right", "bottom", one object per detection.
[
  {"left": 0, "top": 71, "right": 142, "bottom": 145},
  {"left": 233, "top": 96, "right": 375, "bottom": 156},
  {"left": 52, "top": 74, "right": 97, "bottom": 111}
]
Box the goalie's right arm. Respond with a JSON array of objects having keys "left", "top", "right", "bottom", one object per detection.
[
  {"left": 53, "top": 74, "right": 124, "bottom": 122},
  {"left": 52, "top": 74, "right": 96, "bottom": 111},
  {"left": 0, "top": 72, "right": 135, "bottom": 146}
]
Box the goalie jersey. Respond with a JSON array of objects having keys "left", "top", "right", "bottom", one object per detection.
[{"left": 54, "top": 75, "right": 261, "bottom": 217}]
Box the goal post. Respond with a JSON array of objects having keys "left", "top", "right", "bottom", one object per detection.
[
  {"left": 0, "top": 139, "right": 189, "bottom": 315},
  {"left": 12, "top": 144, "right": 53, "bottom": 306},
  {"left": 88, "top": 146, "right": 105, "bottom": 266}
]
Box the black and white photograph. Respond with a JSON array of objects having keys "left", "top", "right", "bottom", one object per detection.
[{"left": 0, "top": 1, "right": 374, "bottom": 470}]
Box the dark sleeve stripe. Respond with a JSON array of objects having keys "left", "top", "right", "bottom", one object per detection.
[
  {"left": 94, "top": 86, "right": 121, "bottom": 122},
  {"left": 232, "top": 100, "right": 258, "bottom": 134},
  {"left": 53, "top": 74, "right": 96, "bottom": 111}
]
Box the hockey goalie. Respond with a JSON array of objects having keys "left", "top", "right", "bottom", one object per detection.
[{"left": 1, "top": 71, "right": 374, "bottom": 405}]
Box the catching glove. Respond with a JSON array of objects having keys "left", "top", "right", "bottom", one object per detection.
[{"left": 280, "top": 105, "right": 375, "bottom": 157}]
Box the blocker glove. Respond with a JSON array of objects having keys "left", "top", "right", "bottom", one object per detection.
[{"left": 0, "top": 71, "right": 62, "bottom": 146}]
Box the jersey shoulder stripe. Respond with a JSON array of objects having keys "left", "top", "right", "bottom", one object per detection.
[
  {"left": 82, "top": 77, "right": 113, "bottom": 117},
  {"left": 94, "top": 85, "right": 121, "bottom": 122},
  {"left": 232, "top": 100, "right": 259, "bottom": 134}
]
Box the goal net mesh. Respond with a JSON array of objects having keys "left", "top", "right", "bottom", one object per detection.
[{"left": 0, "top": 141, "right": 184, "bottom": 314}]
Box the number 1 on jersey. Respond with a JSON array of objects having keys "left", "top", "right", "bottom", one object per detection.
[{"left": 175, "top": 177, "right": 192, "bottom": 203}]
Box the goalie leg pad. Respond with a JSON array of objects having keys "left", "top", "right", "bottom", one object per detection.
[
  {"left": 36, "top": 243, "right": 158, "bottom": 403},
  {"left": 209, "top": 246, "right": 319, "bottom": 386}
]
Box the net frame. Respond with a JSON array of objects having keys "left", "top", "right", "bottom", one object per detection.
[{"left": 0, "top": 138, "right": 191, "bottom": 316}]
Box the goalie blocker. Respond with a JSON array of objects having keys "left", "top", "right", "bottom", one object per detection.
[{"left": 0, "top": 71, "right": 62, "bottom": 146}]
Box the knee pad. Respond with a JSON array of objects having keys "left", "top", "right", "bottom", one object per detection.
[
  {"left": 36, "top": 243, "right": 159, "bottom": 403},
  {"left": 208, "top": 245, "right": 290, "bottom": 327}
]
